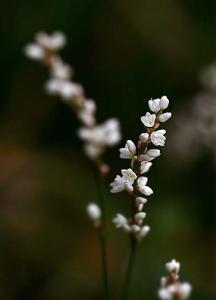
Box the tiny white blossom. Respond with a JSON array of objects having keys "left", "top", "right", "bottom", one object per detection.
[
  {"left": 160, "top": 96, "right": 169, "bottom": 110},
  {"left": 159, "top": 112, "right": 172, "bottom": 122},
  {"left": 137, "top": 176, "right": 153, "bottom": 196},
  {"left": 86, "top": 203, "right": 101, "bottom": 221},
  {"left": 24, "top": 44, "right": 45, "bottom": 60},
  {"left": 141, "top": 112, "right": 156, "bottom": 127},
  {"left": 150, "top": 130, "right": 166, "bottom": 146},
  {"left": 113, "top": 213, "right": 127, "bottom": 228},
  {"left": 139, "top": 133, "right": 149, "bottom": 142},
  {"left": 140, "top": 161, "right": 152, "bottom": 174},
  {"left": 110, "top": 175, "right": 125, "bottom": 193},
  {"left": 120, "top": 140, "right": 136, "bottom": 159},
  {"left": 143, "top": 149, "right": 161, "bottom": 161},
  {"left": 148, "top": 98, "right": 161, "bottom": 113},
  {"left": 165, "top": 259, "right": 180, "bottom": 274},
  {"left": 121, "top": 168, "right": 137, "bottom": 186},
  {"left": 134, "top": 212, "right": 146, "bottom": 225},
  {"left": 45, "top": 78, "right": 62, "bottom": 95}
]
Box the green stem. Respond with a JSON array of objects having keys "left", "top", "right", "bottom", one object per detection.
[
  {"left": 121, "top": 236, "right": 137, "bottom": 300},
  {"left": 93, "top": 168, "right": 110, "bottom": 300}
]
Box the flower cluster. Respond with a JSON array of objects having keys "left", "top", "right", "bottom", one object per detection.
[
  {"left": 110, "top": 96, "right": 172, "bottom": 241},
  {"left": 158, "top": 259, "right": 192, "bottom": 300},
  {"left": 24, "top": 31, "right": 121, "bottom": 163}
]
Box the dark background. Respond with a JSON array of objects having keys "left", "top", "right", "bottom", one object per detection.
[{"left": 0, "top": 0, "right": 215, "bottom": 299}]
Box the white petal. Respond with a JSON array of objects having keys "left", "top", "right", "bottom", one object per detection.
[
  {"left": 87, "top": 203, "right": 101, "bottom": 220},
  {"left": 160, "top": 96, "right": 169, "bottom": 110},
  {"left": 141, "top": 112, "right": 156, "bottom": 127},
  {"left": 159, "top": 112, "right": 172, "bottom": 122}
]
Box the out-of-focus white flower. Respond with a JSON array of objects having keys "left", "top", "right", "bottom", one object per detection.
[
  {"left": 78, "top": 119, "right": 121, "bottom": 147},
  {"left": 120, "top": 140, "right": 136, "bottom": 159},
  {"left": 87, "top": 203, "right": 101, "bottom": 222},
  {"left": 165, "top": 259, "right": 180, "bottom": 274},
  {"left": 45, "top": 78, "right": 83, "bottom": 101},
  {"left": 139, "top": 133, "right": 149, "bottom": 142},
  {"left": 110, "top": 175, "right": 125, "bottom": 193},
  {"left": 51, "top": 58, "right": 72, "bottom": 79},
  {"left": 137, "top": 176, "right": 153, "bottom": 196},
  {"left": 150, "top": 129, "right": 166, "bottom": 146},
  {"left": 134, "top": 212, "right": 146, "bottom": 225},
  {"left": 84, "top": 143, "right": 102, "bottom": 159},
  {"left": 136, "top": 225, "right": 150, "bottom": 240},
  {"left": 143, "top": 149, "right": 161, "bottom": 161},
  {"left": 113, "top": 214, "right": 127, "bottom": 228},
  {"left": 103, "top": 118, "right": 121, "bottom": 146},
  {"left": 135, "top": 196, "right": 147, "bottom": 211},
  {"left": 141, "top": 112, "right": 156, "bottom": 127},
  {"left": 160, "top": 96, "right": 169, "bottom": 110},
  {"left": 159, "top": 112, "right": 172, "bottom": 122},
  {"left": 178, "top": 283, "right": 192, "bottom": 299},
  {"left": 158, "top": 287, "right": 172, "bottom": 300},
  {"left": 131, "top": 224, "right": 141, "bottom": 233},
  {"left": 77, "top": 99, "right": 96, "bottom": 126},
  {"left": 36, "top": 31, "right": 66, "bottom": 50},
  {"left": 24, "top": 44, "right": 45, "bottom": 60},
  {"left": 149, "top": 98, "right": 161, "bottom": 113},
  {"left": 140, "top": 161, "right": 152, "bottom": 174}
]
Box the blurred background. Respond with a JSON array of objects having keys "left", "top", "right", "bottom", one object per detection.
[{"left": 0, "top": 0, "right": 215, "bottom": 299}]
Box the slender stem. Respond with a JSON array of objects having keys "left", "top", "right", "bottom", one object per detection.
[
  {"left": 93, "top": 167, "right": 110, "bottom": 300},
  {"left": 121, "top": 236, "right": 137, "bottom": 300}
]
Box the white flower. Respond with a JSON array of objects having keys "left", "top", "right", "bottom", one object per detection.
[
  {"left": 120, "top": 140, "right": 136, "bottom": 159},
  {"left": 86, "top": 203, "right": 101, "bottom": 221},
  {"left": 159, "top": 112, "right": 172, "bottom": 122},
  {"left": 113, "top": 213, "right": 127, "bottom": 228},
  {"left": 140, "top": 161, "right": 152, "bottom": 174},
  {"left": 160, "top": 96, "right": 169, "bottom": 110},
  {"left": 150, "top": 130, "right": 166, "bottom": 146},
  {"left": 143, "top": 149, "right": 160, "bottom": 161},
  {"left": 36, "top": 31, "right": 66, "bottom": 50},
  {"left": 51, "top": 58, "right": 72, "bottom": 79},
  {"left": 148, "top": 98, "right": 161, "bottom": 113},
  {"left": 131, "top": 224, "right": 141, "bottom": 233},
  {"left": 135, "top": 196, "right": 147, "bottom": 211},
  {"left": 141, "top": 112, "right": 156, "bottom": 127},
  {"left": 45, "top": 78, "right": 62, "bottom": 95},
  {"left": 134, "top": 212, "right": 146, "bottom": 225},
  {"left": 78, "top": 99, "right": 96, "bottom": 126},
  {"left": 24, "top": 44, "right": 45, "bottom": 60},
  {"left": 103, "top": 118, "right": 121, "bottom": 146},
  {"left": 158, "top": 287, "right": 172, "bottom": 300},
  {"left": 110, "top": 175, "right": 125, "bottom": 193},
  {"left": 165, "top": 259, "right": 180, "bottom": 274},
  {"left": 137, "top": 176, "right": 153, "bottom": 196},
  {"left": 178, "top": 283, "right": 192, "bottom": 299},
  {"left": 121, "top": 168, "right": 137, "bottom": 185},
  {"left": 84, "top": 143, "right": 102, "bottom": 159},
  {"left": 139, "top": 133, "right": 149, "bottom": 142},
  {"left": 59, "top": 81, "right": 83, "bottom": 100},
  {"left": 137, "top": 225, "right": 150, "bottom": 240}
]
